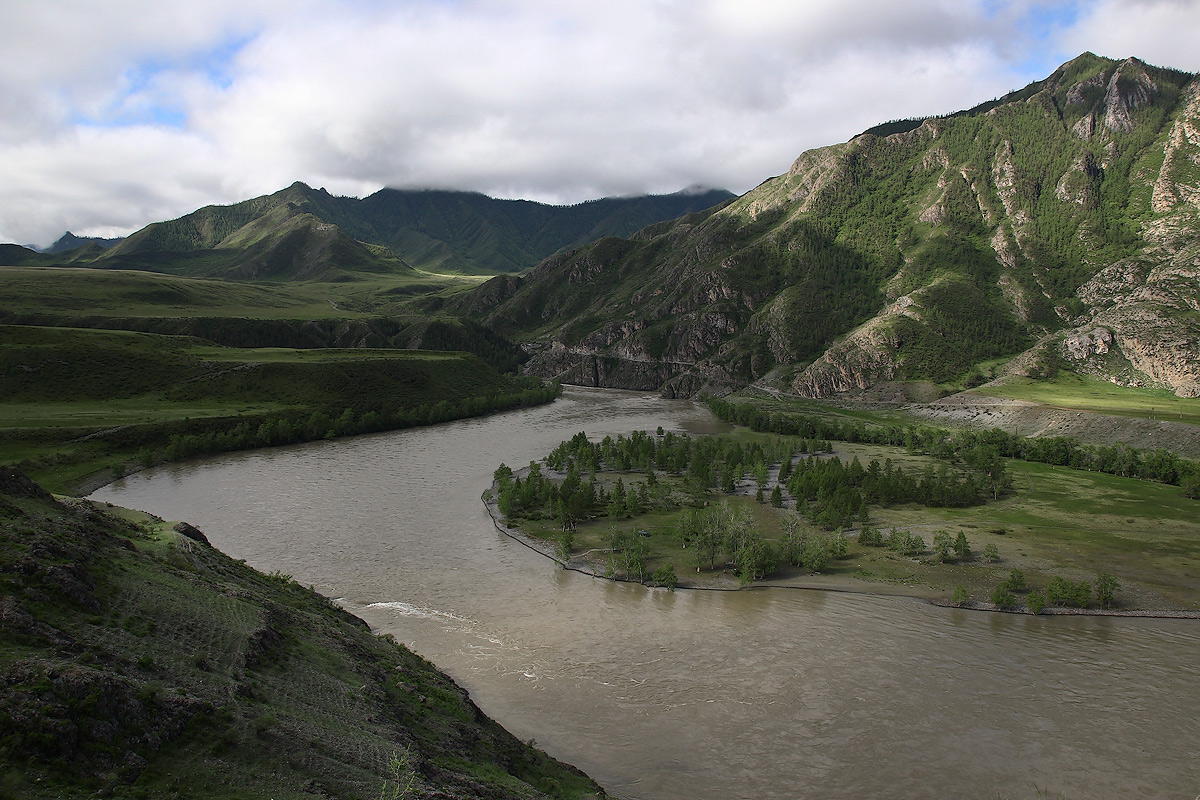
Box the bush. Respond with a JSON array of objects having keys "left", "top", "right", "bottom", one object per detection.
[
  {"left": 651, "top": 565, "right": 678, "bottom": 591},
  {"left": 1047, "top": 576, "right": 1092, "bottom": 608},
  {"left": 990, "top": 585, "right": 1018, "bottom": 608},
  {"left": 951, "top": 585, "right": 969, "bottom": 604},
  {"left": 1027, "top": 589, "right": 1046, "bottom": 614}
]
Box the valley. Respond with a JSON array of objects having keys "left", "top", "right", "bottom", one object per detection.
[{"left": 3, "top": 49, "right": 1200, "bottom": 800}]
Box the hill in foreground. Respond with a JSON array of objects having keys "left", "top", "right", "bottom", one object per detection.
[{"left": 0, "top": 467, "right": 604, "bottom": 799}]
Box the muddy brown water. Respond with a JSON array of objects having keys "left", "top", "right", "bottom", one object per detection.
[{"left": 92, "top": 388, "right": 1200, "bottom": 799}]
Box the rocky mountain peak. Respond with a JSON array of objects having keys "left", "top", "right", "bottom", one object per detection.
[{"left": 1103, "top": 57, "right": 1158, "bottom": 133}]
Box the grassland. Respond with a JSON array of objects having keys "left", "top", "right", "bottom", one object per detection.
[
  {"left": 497, "top": 432, "right": 1200, "bottom": 613},
  {"left": 969, "top": 373, "right": 1200, "bottom": 425},
  {"left": 0, "top": 265, "right": 481, "bottom": 320},
  {"left": 0, "top": 324, "right": 543, "bottom": 494},
  {"left": 0, "top": 468, "right": 604, "bottom": 799}
]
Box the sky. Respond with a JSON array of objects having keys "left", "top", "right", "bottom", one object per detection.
[{"left": 3, "top": 0, "right": 1199, "bottom": 248}]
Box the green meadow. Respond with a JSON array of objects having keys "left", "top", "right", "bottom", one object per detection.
[
  {"left": 972, "top": 373, "right": 1200, "bottom": 425},
  {"left": 0, "top": 324, "right": 543, "bottom": 494},
  {"left": 0, "top": 265, "right": 480, "bottom": 320}
]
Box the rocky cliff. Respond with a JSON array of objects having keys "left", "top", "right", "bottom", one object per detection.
[{"left": 457, "top": 54, "right": 1200, "bottom": 400}]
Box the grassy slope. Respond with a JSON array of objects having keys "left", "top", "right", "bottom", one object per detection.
[
  {"left": 0, "top": 266, "right": 480, "bottom": 320},
  {"left": 0, "top": 325, "right": 527, "bottom": 493},
  {"left": 968, "top": 373, "right": 1200, "bottom": 425},
  {"left": 0, "top": 468, "right": 604, "bottom": 800}
]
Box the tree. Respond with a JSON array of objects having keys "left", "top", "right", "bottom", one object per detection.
[
  {"left": 801, "top": 536, "right": 832, "bottom": 572},
  {"left": 951, "top": 585, "right": 969, "bottom": 604},
  {"left": 1003, "top": 568, "right": 1026, "bottom": 592},
  {"left": 954, "top": 531, "right": 971, "bottom": 562},
  {"left": 858, "top": 524, "right": 884, "bottom": 547},
  {"left": 651, "top": 564, "right": 678, "bottom": 591},
  {"left": 982, "top": 542, "right": 1000, "bottom": 562},
  {"left": 933, "top": 530, "right": 955, "bottom": 562},
  {"left": 1095, "top": 573, "right": 1120, "bottom": 608},
  {"left": 1027, "top": 589, "right": 1046, "bottom": 614},
  {"left": 556, "top": 529, "right": 575, "bottom": 564},
  {"left": 991, "top": 584, "right": 1018, "bottom": 608},
  {"left": 830, "top": 528, "right": 850, "bottom": 559}
]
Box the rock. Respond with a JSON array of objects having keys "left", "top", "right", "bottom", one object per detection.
[{"left": 173, "top": 521, "right": 210, "bottom": 546}]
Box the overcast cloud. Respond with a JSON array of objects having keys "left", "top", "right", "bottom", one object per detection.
[{"left": 3, "top": 0, "right": 1199, "bottom": 247}]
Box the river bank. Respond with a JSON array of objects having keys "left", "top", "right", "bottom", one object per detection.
[{"left": 483, "top": 472, "right": 1200, "bottom": 620}]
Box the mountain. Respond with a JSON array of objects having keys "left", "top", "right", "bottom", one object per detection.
[
  {"left": 94, "top": 183, "right": 414, "bottom": 281},
  {"left": 0, "top": 467, "right": 604, "bottom": 799},
  {"left": 8, "top": 184, "right": 734, "bottom": 280},
  {"left": 329, "top": 185, "right": 736, "bottom": 274},
  {"left": 44, "top": 231, "right": 124, "bottom": 254},
  {"left": 446, "top": 54, "right": 1200, "bottom": 400}
]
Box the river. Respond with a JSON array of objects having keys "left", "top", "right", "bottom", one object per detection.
[{"left": 91, "top": 387, "right": 1200, "bottom": 800}]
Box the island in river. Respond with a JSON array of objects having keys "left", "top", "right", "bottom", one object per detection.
[{"left": 486, "top": 425, "right": 1200, "bottom": 617}]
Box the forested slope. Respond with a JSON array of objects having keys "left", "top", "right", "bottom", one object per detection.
[{"left": 450, "top": 54, "right": 1200, "bottom": 400}]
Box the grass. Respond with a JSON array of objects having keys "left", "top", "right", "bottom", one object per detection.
[
  {"left": 0, "top": 325, "right": 533, "bottom": 493},
  {"left": 970, "top": 373, "right": 1200, "bottom": 425},
  {"left": 0, "top": 265, "right": 479, "bottom": 320}
]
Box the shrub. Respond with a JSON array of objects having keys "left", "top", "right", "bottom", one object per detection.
[
  {"left": 990, "top": 585, "right": 1018, "bottom": 608},
  {"left": 1027, "top": 589, "right": 1046, "bottom": 614},
  {"left": 651, "top": 565, "right": 678, "bottom": 591}
]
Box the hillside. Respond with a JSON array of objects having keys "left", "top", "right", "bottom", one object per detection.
[
  {"left": 0, "top": 467, "right": 604, "bottom": 799},
  {"left": 2, "top": 184, "right": 734, "bottom": 280},
  {"left": 95, "top": 184, "right": 414, "bottom": 282},
  {"left": 446, "top": 54, "right": 1200, "bottom": 402},
  {"left": 0, "top": 324, "right": 552, "bottom": 494}
]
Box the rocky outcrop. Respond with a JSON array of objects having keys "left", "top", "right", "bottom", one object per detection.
[
  {"left": 788, "top": 294, "right": 922, "bottom": 398},
  {"left": 523, "top": 343, "right": 688, "bottom": 391},
  {"left": 1102, "top": 58, "right": 1158, "bottom": 134},
  {"left": 469, "top": 55, "right": 1199, "bottom": 401}
]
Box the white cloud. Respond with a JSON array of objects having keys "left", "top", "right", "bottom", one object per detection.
[
  {"left": 0, "top": 0, "right": 1196, "bottom": 247},
  {"left": 1059, "top": 0, "right": 1200, "bottom": 71}
]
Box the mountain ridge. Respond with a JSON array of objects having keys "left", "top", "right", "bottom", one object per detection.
[
  {"left": 5, "top": 184, "right": 735, "bottom": 280},
  {"left": 447, "top": 53, "right": 1200, "bottom": 401}
]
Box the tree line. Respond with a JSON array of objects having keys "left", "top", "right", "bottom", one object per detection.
[
  {"left": 494, "top": 427, "right": 1009, "bottom": 560},
  {"left": 706, "top": 397, "right": 1200, "bottom": 498},
  {"left": 157, "top": 382, "right": 559, "bottom": 465}
]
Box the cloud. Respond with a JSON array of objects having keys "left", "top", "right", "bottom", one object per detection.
[
  {"left": 1059, "top": 0, "right": 1200, "bottom": 70},
  {"left": 1, "top": 0, "right": 1197, "bottom": 247}
]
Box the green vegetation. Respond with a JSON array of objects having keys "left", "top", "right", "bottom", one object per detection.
[
  {"left": 706, "top": 396, "right": 1200, "bottom": 497},
  {"left": 1, "top": 183, "right": 734, "bottom": 278},
  {"left": 0, "top": 325, "right": 557, "bottom": 493},
  {"left": 0, "top": 265, "right": 487, "bottom": 320},
  {"left": 0, "top": 467, "right": 603, "bottom": 799},
  {"left": 971, "top": 373, "right": 1200, "bottom": 426},
  {"left": 443, "top": 55, "right": 1200, "bottom": 397},
  {"left": 492, "top": 411, "right": 1200, "bottom": 611},
  {"left": 492, "top": 427, "right": 1009, "bottom": 586}
]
